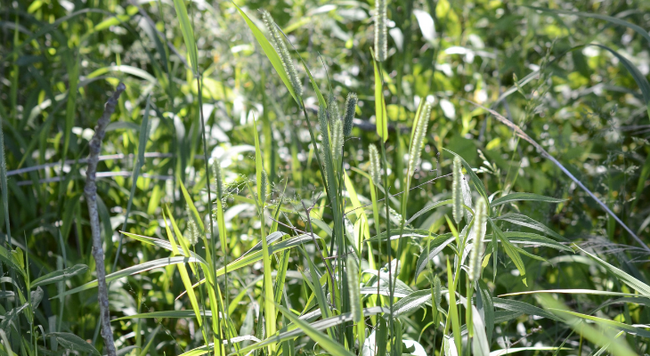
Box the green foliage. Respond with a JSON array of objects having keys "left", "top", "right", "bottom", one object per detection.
[{"left": 1, "top": 0, "right": 650, "bottom": 355}]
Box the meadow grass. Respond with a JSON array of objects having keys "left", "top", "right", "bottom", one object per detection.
[{"left": 1, "top": 1, "right": 650, "bottom": 356}]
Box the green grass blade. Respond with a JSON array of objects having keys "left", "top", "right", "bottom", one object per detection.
[
  {"left": 372, "top": 50, "right": 388, "bottom": 142},
  {"left": 172, "top": 0, "right": 198, "bottom": 73},
  {"left": 490, "top": 193, "right": 564, "bottom": 207},
  {"left": 446, "top": 259, "right": 462, "bottom": 353},
  {"left": 275, "top": 304, "right": 356, "bottom": 356},
  {"left": 232, "top": 2, "right": 300, "bottom": 105}
]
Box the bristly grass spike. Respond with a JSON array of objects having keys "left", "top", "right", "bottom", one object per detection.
[
  {"left": 368, "top": 144, "right": 381, "bottom": 184},
  {"left": 469, "top": 197, "right": 487, "bottom": 283},
  {"left": 343, "top": 93, "right": 358, "bottom": 136},
  {"left": 374, "top": 0, "right": 388, "bottom": 62},
  {"left": 452, "top": 157, "right": 463, "bottom": 225},
  {"left": 261, "top": 10, "right": 303, "bottom": 97}
]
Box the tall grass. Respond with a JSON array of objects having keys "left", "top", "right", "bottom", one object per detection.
[{"left": 1, "top": 1, "right": 650, "bottom": 356}]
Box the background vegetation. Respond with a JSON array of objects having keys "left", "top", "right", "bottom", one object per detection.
[{"left": 1, "top": 0, "right": 650, "bottom": 355}]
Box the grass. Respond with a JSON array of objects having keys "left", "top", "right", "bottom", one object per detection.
[{"left": 1, "top": 0, "right": 650, "bottom": 355}]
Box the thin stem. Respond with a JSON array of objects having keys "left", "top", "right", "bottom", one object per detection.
[{"left": 84, "top": 82, "right": 125, "bottom": 356}]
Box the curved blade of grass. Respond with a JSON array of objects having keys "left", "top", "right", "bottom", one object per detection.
[
  {"left": 576, "top": 245, "right": 650, "bottom": 298},
  {"left": 31, "top": 264, "right": 87, "bottom": 289},
  {"left": 407, "top": 199, "right": 453, "bottom": 225},
  {"left": 446, "top": 259, "right": 462, "bottom": 353},
  {"left": 535, "top": 294, "right": 636, "bottom": 356},
  {"left": 489, "top": 347, "right": 571, "bottom": 356},
  {"left": 444, "top": 149, "right": 488, "bottom": 201},
  {"left": 232, "top": 2, "right": 299, "bottom": 105},
  {"left": 172, "top": 0, "right": 198, "bottom": 73},
  {"left": 471, "top": 305, "right": 490, "bottom": 356},
  {"left": 175, "top": 234, "right": 317, "bottom": 300},
  {"left": 525, "top": 6, "right": 650, "bottom": 45},
  {"left": 113, "top": 310, "right": 215, "bottom": 321},
  {"left": 53, "top": 256, "right": 202, "bottom": 298},
  {"left": 493, "top": 213, "right": 566, "bottom": 241},
  {"left": 490, "top": 193, "right": 564, "bottom": 207},
  {"left": 499, "top": 289, "right": 643, "bottom": 298}
]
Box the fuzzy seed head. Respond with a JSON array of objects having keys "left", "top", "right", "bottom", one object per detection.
[
  {"left": 331, "top": 120, "right": 344, "bottom": 162},
  {"left": 327, "top": 92, "right": 340, "bottom": 127},
  {"left": 452, "top": 157, "right": 463, "bottom": 224},
  {"left": 185, "top": 208, "right": 200, "bottom": 246},
  {"left": 433, "top": 275, "right": 442, "bottom": 308},
  {"left": 468, "top": 197, "right": 487, "bottom": 283},
  {"left": 261, "top": 10, "right": 303, "bottom": 98},
  {"left": 374, "top": 0, "right": 388, "bottom": 62},
  {"left": 407, "top": 102, "right": 432, "bottom": 177},
  {"left": 212, "top": 158, "right": 224, "bottom": 200},
  {"left": 343, "top": 92, "right": 358, "bottom": 136},
  {"left": 261, "top": 170, "right": 268, "bottom": 204},
  {"left": 368, "top": 144, "right": 381, "bottom": 184}
]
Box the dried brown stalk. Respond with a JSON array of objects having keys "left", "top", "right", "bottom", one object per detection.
[{"left": 84, "top": 82, "right": 126, "bottom": 356}]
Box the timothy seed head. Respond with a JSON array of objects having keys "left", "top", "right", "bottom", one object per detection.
[
  {"left": 407, "top": 102, "right": 432, "bottom": 177},
  {"left": 452, "top": 157, "right": 463, "bottom": 224},
  {"left": 368, "top": 144, "right": 381, "bottom": 184},
  {"left": 331, "top": 120, "right": 344, "bottom": 162},
  {"left": 260, "top": 10, "right": 303, "bottom": 98},
  {"left": 374, "top": 0, "right": 388, "bottom": 62},
  {"left": 343, "top": 92, "right": 358, "bottom": 136},
  {"left": 468, "top": 197, "right": 487, "bottom": 283}
]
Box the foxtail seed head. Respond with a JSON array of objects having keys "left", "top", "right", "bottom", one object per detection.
[
  {"left": 327, "top": 92, "right": 340, "bottom": 127},
  {"left": 261, "top": 170, "right": 268, "bottom": 204},
  {"left": 331, "top": 120, "right": 344, "bottom": 162},
  {"left": 260, "top": 10, "right": 303, "bottom": 98},
  {"left": 185, "top": 208, "right": 200, "bottom": 246},
  {"left": 343, "top": 92, "right": 358, "bottom": 136},
  {"left": 452, "top": 157, "right": 463, "bottom": 224},
  {"left": 368, "top": 144, "right": 381, "bottom": 184},
  {"left": 374, "top": 0, "right": 388, "bottom": 62},
  {"left": 468, "top": 197, "right": 487, "bottom": 283},
  {"left": 407, "top": 102, "right": 432, "bottom": 177},
  {"left": 212, "top": 158, "right": 224, "bottom": 200}
]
